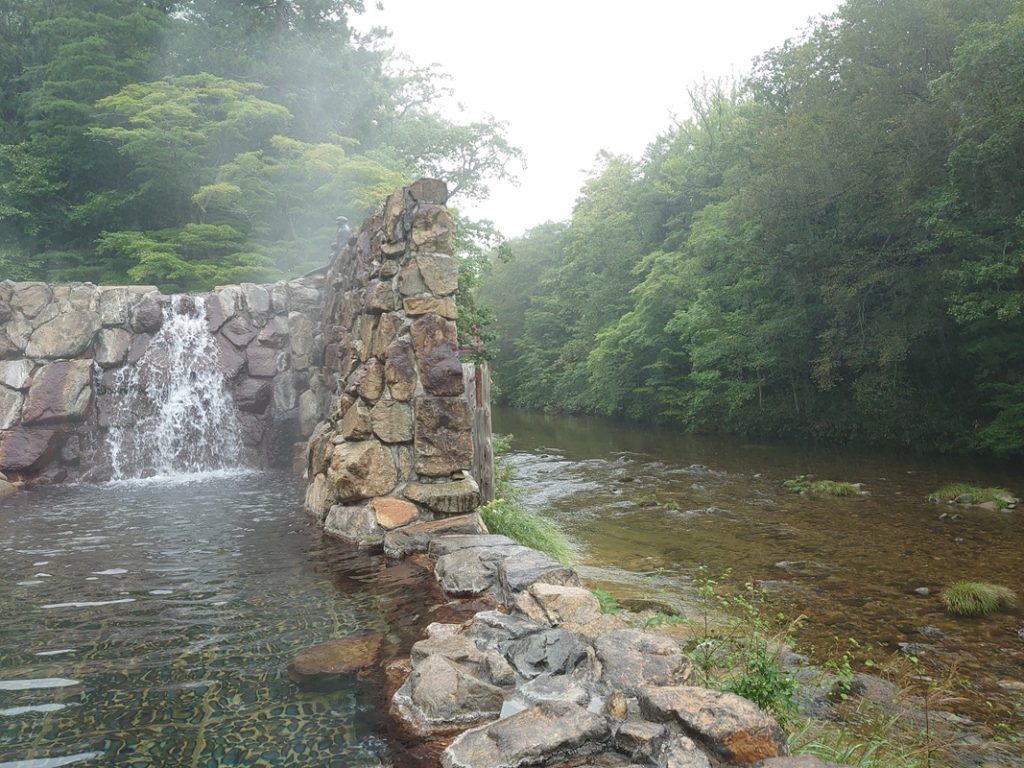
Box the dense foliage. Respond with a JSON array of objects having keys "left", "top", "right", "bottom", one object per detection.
[
  {"left": 0, "top": 0, "right": 520, "bottom": 290},
  {"left": 477, "top": 0, "right": 1024, "bottom": 456}
]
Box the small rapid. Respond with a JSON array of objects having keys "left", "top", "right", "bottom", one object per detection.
[{"left": 104, "top": 295, "right": 243, "bottom": 481}]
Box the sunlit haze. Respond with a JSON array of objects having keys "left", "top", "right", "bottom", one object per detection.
[{"left": 358, "top": 0, "right": 844, "bottom": 236}]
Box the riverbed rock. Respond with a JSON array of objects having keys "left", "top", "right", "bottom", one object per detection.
[
  {"left": 21, "top": 360, "right": 92, "bottom": 425},
  {"left": 404, "top": 477, "right": 481, "bottom": 514},
  {"left": 326, "top": 440, "right": 398, "bottom": 501},
  {"left": 441, "top": 700, "right": 610, "bottom": 768},
  {"left": 497, "top": 548, "right": 580, "bottom": 601},
  {"left": 514, "top": 582, "right": 603, "bottom": 628},
  {"left": 414, "top": 396, "right": 473, "bottom": 476},
  {"left": 502, "top": 627, "right": 592, "bottom": 679},
  {"left": 595, "top": 630, "right": 694, "bottom": 695},
  {"left": 287, "top": 632, "right": 384, "bottom": 688},
  {"left": 638, "top": 686, "right": 788, "bottom": 765},
  {"left": 324, "top": 503, "right": 382, "bottom": 545},
  {"left": 394, "top": 654, "right": 506, "bottom": 735},
  {"left": 25, "top": 310, "right": 101, "bottom": 359},
  {"left": 383, "top": 513, "right": 490, "bottom": 558}
]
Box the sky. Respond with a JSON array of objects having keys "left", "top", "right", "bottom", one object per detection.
[{"left": 356, "top": 0, "right": 844, "bottom": 238}]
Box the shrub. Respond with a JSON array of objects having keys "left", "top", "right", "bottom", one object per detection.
[
  {"left": 927, "top": 483, "right": 1016, "bottom": 509},
  {"left": 941, "top": 581, "right": 1016, "bottom": 617},
  {"left": 478, "top": 497, "right": 574, "bottom": 565}
]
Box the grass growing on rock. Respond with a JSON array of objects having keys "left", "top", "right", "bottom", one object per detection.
[
  {"left": 784, "top": 476, "right": 862, "bottom": 497},
  {"left": 478, "top": 497, "right": 574, "bottom": 565},
  {"left": 940, "top": 581, "right": 1016, "bottom": 617},
  {"left": 928, "top": 483, "right": 1017, "bottom": 508}
]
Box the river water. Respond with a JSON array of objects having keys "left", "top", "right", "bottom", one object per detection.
[
  {"left": 0, "top": 471, "right": 432, "bottom": 768},
  {"left": 495, "top": 407, "right": 1024, "bottom": 742}
]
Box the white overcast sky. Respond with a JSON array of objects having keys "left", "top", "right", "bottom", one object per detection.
[{"left": 356, "top": 1, "right": 844, "bottom": 237}]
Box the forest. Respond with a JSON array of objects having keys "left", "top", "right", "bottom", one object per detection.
[
  {"left": 476, "top": 0, "right": 1024, "bottom": 456},
  {"left": 0, "top": 0, "right": 519, "bottom": 290}
]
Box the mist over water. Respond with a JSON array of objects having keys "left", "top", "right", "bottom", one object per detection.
[{"left": 105, "top": 296, "right": 243, "bottom": 482}]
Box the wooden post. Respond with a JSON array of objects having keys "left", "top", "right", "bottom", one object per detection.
[{"left": 463, "top": 361, "right": 495, "bottom": 503}]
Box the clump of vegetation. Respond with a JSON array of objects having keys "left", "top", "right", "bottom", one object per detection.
[
  {"left": 940, "top": 581, "right": 1016, "bottom": 617},
  {"left": 643, "top": 612, "right": 687, "bottom": 630},
  {"left": 784, "top": 476, "right": 862, "bottom": 497},
  {"left": 633, "top": 493, "right": 681, "bottom": 511},
  {"left": 478, "top": 498, "right": 574, "bottom": 565},
  {"left": 591, "top": 588, "right": 621, "bottom": 615},
  {"left": 928, "top": 484, "right": 1017, "bottom": 509}
]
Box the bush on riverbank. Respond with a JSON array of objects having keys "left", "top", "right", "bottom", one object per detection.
[
  {"left": 941, "top": 581, "right": 1016, "bottom": 617},
  {"left": 784, "top": 476, "right": 862, "bottom": 497},
  {"left": 928, "top": 483, "right": 1017, "bottom": 509}
]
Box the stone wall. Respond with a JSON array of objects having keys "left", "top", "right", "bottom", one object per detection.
[
  {"left": 0, "top": 278, "right": 327, "bottom": 491},
  {"left": 303, "top": 178, "right": 482, "bottom": 542}
]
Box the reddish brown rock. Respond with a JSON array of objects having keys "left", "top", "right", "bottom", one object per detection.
[
  {"left": 327, "top": 440, "right": 398, "bottom": 501},
  {"left": 384, "top": 338, "right": 417, "bottom": 401},
  {"left": 220, "top": 316, "right": 257, "bottom": 347},
  {"left": 410, "top": 315, "right": 464, "bottom": 397},
  {"left": 22, "top": 360, "right": 92, "bottom": 425},
  {"left": 374, "top": 313, "right": 401, "bottom": 358},
  {"left": 371, "top": 497, "right": 419, "bottom": 529},
  {"left": 0, "top": 427, "right": 61, "bottom": 473},
  {"left": 414, "top": 397, "right": 473, "bottom": 476},
  {"left": 638, "top": 686, "right": 789, "bottom": 765},
  {"left": 382, "top": 513, "right": 489, "bottom": 559},
  {"left": 365, "top": 280, "right": 398, "bottom": 313},
  {"left": 287, "top": 633, "right": 384, "bottom": 688}
]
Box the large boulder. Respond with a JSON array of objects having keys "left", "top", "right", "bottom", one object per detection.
[
  {"left": 25, "top": 311, "right": 100, "bottom": 358},
  {"left": 595, "top": 630, "right": 694, "bottom": 695},
  {"left": 21, "top": 360, "right": 92, "bottom": 425},
  {"left": 441, "top": 701, "right": 610, "bottom": 768},
  {"left": 393, "top": 654, "right": 505, "bottom": 735},
  {"left": 638, "top": 686, "right": 789, "bottom": 765},
  {"left": 410, "top": 314, "right": 464, "bottom": 396},
  {"left": 514, "top": 583, "right": 603, "bottom": 628},
  {"left": 287, "top": 633, "right": 384, "bottom": 688},
  {"left": 501, "top": 627, "right": 592, "bottom": 679},
  {"left": 0, "top": 427, "right": 61, "bottom": 473},
  {"left": 0, "top": 387, "right": 23, "bottom": 430},
  {"left": 326, "top": 440, "right": 398, "bottom": 501},
  {"left": 404, "top": 477, "right": 480, "bottom": 514},
  {"left": 383, "top": 513, "right": 489, "bottom": 558},
  {"left": 414, "top": 396, "right": 473, "bottom": 476}
]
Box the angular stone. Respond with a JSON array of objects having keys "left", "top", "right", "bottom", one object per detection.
[
  {"left": 498, "top": 548, "right": 580, "bottom": 599},
  {"left": 327, "top": 440, "right": 398, "bottom": 501},
  {"left": 614, "top": 720, "right": 667, "bottom": 759},
  {"left": 384, "top": 338, "right": 417, "bottom": 401},
  {"left": 416, "top": 254, "right": 459, "bottom": 296},
  {"left": 287, "top": 281, "right": 320, "bottom": 311},
  {"left": 130, "top": 295, "right": 164, "bottom": 333},
  {"left": 305, "top": 472, "right": 334, "bottom": 519},
  {"left": 25, "top": 311, "right": 101, "bottom": 359},
  {"left": 257, "top": 315, "right": 289, "bottom": 348},
  {"left": 358, "top": 358, "right": 385, "bottom": 402},
  {"left": 395, "top": 654, "right": 504, "bottom": 731},
  {"left": 411, "top": 204, "right": 455, "bottom": 254},
  {"left": 214, "top": 336, "right": 246, "bottom": 379},
  {"left": 657, "top": 735, "right": 713, "bottom": 768},
  {"left": 340, "top": 401, "right": 372, "bottom": 439},
  {"left": 0, "top": 360, "right": 33, "bottom": 391},
  {"left": 22, "top": 360, "right": 92, "bottom": 425},
  {"left": 435, "top": 547, "right": 502, "bottom": 596},
  {"left": 365, "top": 280, "right": 398, "bottom": 313},
  {"left": 463, "top": 610, "right": 546, "bottom": 646},
  {"left": 515, "top": 583, "right": 603, "bottom": 628},
  {"left": 358, "top": 314, "right": 376, "bottom": 363},
  {"left": 427, "top": 534, "right": 517, "bottom": 558},
  {"left": 373, "top": 312, "right": 401, "bottom": 359},
  {"left": 273, "top": 370, "right": 302, "bottom": 411},
  {"left": 324, "top": 503, "right": 383, "bottom": 544},
  {"left": 382, "top": 513, "right": 489, "bottom": 559},
  {"left": 270, "top": 282, "right": 289, "bottom": 313},
  {"left": 241, "top": 283, "right": 271, "bottom": 316},
  {"left": 404, "top": 296, "right": 458, "bottom": 320},
  {"left": 0, "top": 427, "right": 60, "bottom": 472},
  {"left": 288, "top": 312, "right": 316, "bottom": 357},
  {"left": 370, "top": 399, "right": 414, "bottom": 443},
  {"left": 94, "top": 328, "right": 132, "bottom": 368},
  {"left": 246, "top": 345, "right": 279, "bottom": 377},
  {"left": 595, "top": 630, "right": 694, "bottom": 695},
  {"left": 410, "top": 314, "right": 463, "bottom": 396},
  {"left": 287, "top": 633, "right": 384, "bottom": 688},
  {"left": 442, "top": 701, "right": 609, "bottom": 768},
  {"left": 415, "top": 396, "right": 473, "bottom": 476},
  {"left": 233, "top": 378, "right": 271, "bottom": 413},
  {"left": 518, "top": 674, "right": 590, "bottom": 707},
  {"left": 0, "top": 387, "right": 24, "bottom": 430},
  {"left": 371, "top": 497, "right": 418, "bottom": 529},
  {"left": 398, "top": 260, "right": 429, "bottom": 296},
  {"left": 502, "top": 627, "right": 592, "bottom": 679},
  {"left": 221, "top": 316, "right": 257, "bottom": 347},
  {"left": 404, "top": 477, "right": 480, "bottom": 514},
  {"left": 98, "top": 286, "right": 154, "bottom": 326},
  {"left": 298, "top": 389, "right": 323, "bottom": 438},
  {"left": 410, "top": 633, "right": 516, "bottom": 688},
  {"left": 11, "top": 283, "right": 51, "bottom": 318},
  {"left": 127, "top": 333, "right": 152, "bottom": 366},
  {"left": 409, "top": 178, "right": 449, "bottom": 204},
  {"left": 638, "top": 686, "right": 789, "bottom": 765}
]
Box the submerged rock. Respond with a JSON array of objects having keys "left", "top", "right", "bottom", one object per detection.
[{"left": 287, "top": 632, "right": 384, "bottom": 688}]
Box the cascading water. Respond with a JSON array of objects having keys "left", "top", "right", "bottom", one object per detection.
[{"left": 106, "top": 295, "right": 244, "bottom": 480}]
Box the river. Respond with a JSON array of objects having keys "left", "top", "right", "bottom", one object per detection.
[
  {"left": 0, "top": 471, "right": 433, "bottom": 768},
  {"left": 495, "top": 406, "right": 1024, "bottom": 751}
]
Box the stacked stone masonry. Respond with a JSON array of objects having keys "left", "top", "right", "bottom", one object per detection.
[
  {"left": 0, "top": 277, "right": 327, "bottom": 492},
  {"left": 303, "top": 178, "right": 481, "bottom": 542}
]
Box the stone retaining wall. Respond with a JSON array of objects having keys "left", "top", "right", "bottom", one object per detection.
[
  {"left": 303, "top": 178, "right": 481, "bottom": 541},
  {"left": 0, "top": 277, "right": 327, "bottom": 490}
]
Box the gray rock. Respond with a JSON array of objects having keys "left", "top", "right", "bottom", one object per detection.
[
  {"left": 428, "top": 535, "right": 518, "bottom": 557},
  {"left": 657, "top": 735, "right": 713, "bottom": 768},
  {"left": 241, "top": 283, "right": 270, "bottom": 317},
  {"left": 442, "top": 701, "right": 610, "bottom": 768},
  {"left": 501, "top": 627, "right": 591, "bottom": 679},
  {"left": 0, "top": 360, "right": 33, "bottom": 391},
  {"left": 0, "top": 427, "right": 60, "bottom": 472},
  {"left": 382, "top": 513, "right": 489, "bottom": 558},
  {"left": 288, "top": 312, "right": 316, "bottom": 357},
  {"left": 394, "top": 654, "right": 505, "bottom": 731},
  {"left": 214, "top": 335, "right": 246, "bottom": 379},
  {"left": 324, "top": 503, "right": 383, "bottom": 545},
  {"left": 463, "top": 610, "right": 547, "bottom": 646},
  {"left": 233, "top": 378, "right": 271, "bottom": 413},
  {"left": 498, "top": 548, "right": 580, "bottom": 600},
  {"left": 25, "top": 310, "right": 101, "bottom": 358},
  {"left": 410, "top": 634, "right": 516, "bottom": 687},
  {"left": 94, "top": 328, "right": 132, "bottom": 368},
  {"left": 22, "top": 360, "right": 92, "bottom": 425},
  {"left": 98, "top": 286, "right": 154, "bottom": 326},
  {"left": 297, "top": 389, "right": 323, "bottom": 438},
  {"left": 435, "top": 547, "right": 502, "bottom": 596},
  {"left": 256, "top": 315, "right": 289, "bottom": 348},
  {"left": 273, "top": 369, "right": 302, "bottom": 411},
  {"left": 518, "top": 673, "right": 590, "bottom": 707},
  {"left": 613, "top": 720, "right": 667, "bottom": 761},
  {"left": 595, "top": 630, "right": 694, "bottom": 695},
  {"left": 221, "top": 316, "right": 258, "bottom": 347},
  {"left": 246, "top": 345, "right": 279, "bottom": 377},
  {"left": 130, "top": 294, "right": 163, "bottom": 333},
  {"left": 0, "top": 387, "right": 24, "bottom": 429},
  {"left": 11, "top": 283, "right": 51, "bottom": 318}
]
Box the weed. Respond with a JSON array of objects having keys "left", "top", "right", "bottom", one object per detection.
[
  {"left": 940, "top": 581, "right": 1016, "bottom": 617},
  {"left": 643, "top": 612, "right": 687, "bottom": 630},
  {"left": 478, "top": 497, "right": 574, "bottom": 565},
  {"left": 928, "top": 483, "right": 1017, "bottom": 509},
  {"left": 592, "top": 588, "right": 621, "bottom": 615},
  {"left": 784, "top": 476, "right": 861, "bottom": 497}
]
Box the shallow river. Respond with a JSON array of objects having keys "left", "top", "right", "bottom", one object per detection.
[
  {"left": 496, "top": 407, "right": 1024, "bottom": 740},
  {"left": 0, "top": 471, "right": 432, "bottom": 768}
]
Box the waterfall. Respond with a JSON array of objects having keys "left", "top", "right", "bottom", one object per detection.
[{"left": 106, "top": 295, "right": 243, "bottom": 481}]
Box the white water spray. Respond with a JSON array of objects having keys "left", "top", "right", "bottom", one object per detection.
[{"left": 106, "top": 296, "right": 243, "bottom": 480}]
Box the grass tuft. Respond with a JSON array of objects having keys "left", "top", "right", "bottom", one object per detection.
[
  {"left": 478, "top": 497, "right": 574, "bottom": 565},
  {"left": 784, "top": 476, "right": 861, "bottom": 497},
  {"left": 940, "top": 581, "right": 1016, "bottom": 617},
  {"left": 927, "top": 483, "right": 1016, "bottom": 509}
]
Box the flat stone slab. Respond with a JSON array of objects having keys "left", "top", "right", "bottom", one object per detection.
[
  {"left": 428, "top": 534, "right": 517, "bottom": 557},
  {"left": 498, "top": 548, "right": 580, "bottom": 600},
  {"left": 383, "top": 513, "right": 488, "bottom": 559}
]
